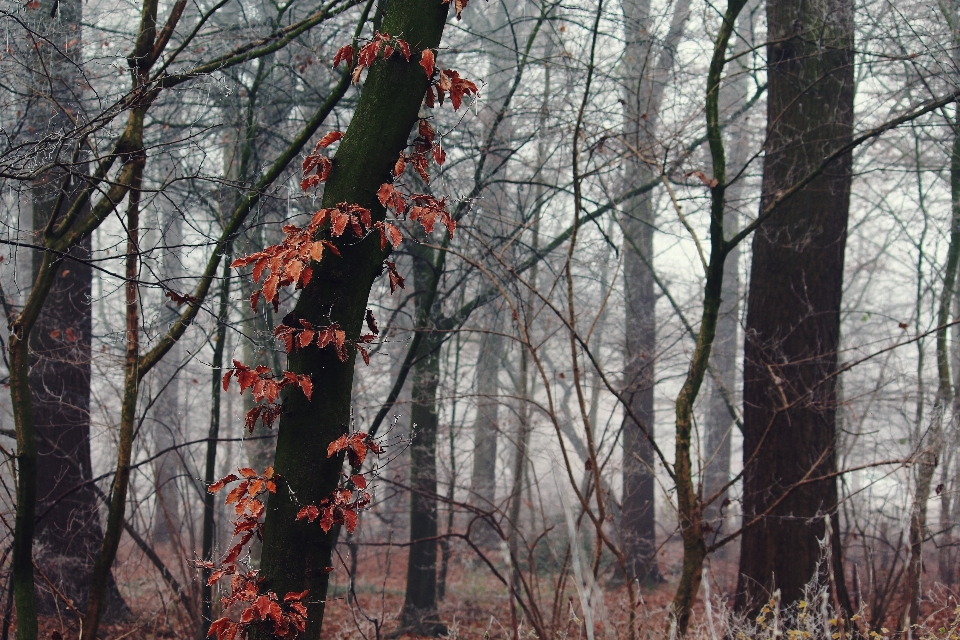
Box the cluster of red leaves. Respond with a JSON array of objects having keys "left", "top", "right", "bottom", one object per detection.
[
  {"left": 207, "top": 467, "right": 278, "bottom": 567},
  {"left": 424, "top": 66, "right": 478, "bottom": 111},
  {"left": 296, "top": 432, "right": 384, "bottom": 533},
  {"left": 230, "top": 203, "right": 372, "bottom": 312},
  {"left": 222, "top": 361, "right": 313, "bottom": 432},
  {"left": 202, "top": 468, "right": 311, "bottom": 640},
  {"left": 274, "top": 309, "right": 380, "bottom": 365},
  {"left": 333, "top": 31, "right": 412, "bottom": 83},
  {"left": 300, "top": 129, "right": 341, "bottom": 191},
  {"left": 375, "top": 119, "right": 457, "bottom": 241},
  {"left": 207, "top": 582, "right": 309, "bottom": 640}
]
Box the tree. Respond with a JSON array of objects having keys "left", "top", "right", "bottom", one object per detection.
[
  {"left": 398, "top": 240, "right": 447, "bottom": 635},
  {"left": 251, "top": 2, "right": 458, "bottom": 635},
  {"left": 468, "top": 309, "right": 505, "bottom": 547},
  {"left": 619, "top": 0, "right": 690, "bottom": 584},
  {"left": 736, "top": 0, "right": 856, "bottom": 614}
]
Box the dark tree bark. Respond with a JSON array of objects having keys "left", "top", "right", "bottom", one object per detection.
[
  {"left": 252, "top": 0, "right": 452, "bottom": 635},
  {"left": 399, "top": 241, "right": 446, "bottom": 635},
  {"left": 27, "top": 0, "right": 128, "bottom": 620},
  {"left": 736, "top": 0, "right": 855, "bottom": 614}
]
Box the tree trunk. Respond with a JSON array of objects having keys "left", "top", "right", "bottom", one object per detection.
[
  {"left": 26, "top": 0, "right": 128, "bottom": 621},
  {"left": 79, "top": 155, "right": 145, "bottom": 640},
  {"left": 400, "top": 241, "right": 446, "bottom": 635},
  {"left": 701, "top": 0, "right": 758, "bottom": 539},
  {"left": 252, "top": 0, "right": 451, "bottom": 635},
  {"left": 199, "top": 258, "right": 233, "bottom": 639},
  {"left": 468, "top": 310, "right": 504, "bottom": 548},
  {"left": 151, "top": 202, "right": 183, "bottom": 544},
  {"left": 620, "top": 0, "right": 690, "bottom": 585},
  {"left": 736, "top": 0, "right": 855, "bottom": 614},
  {"left": 903, "top": 111, "right": 960, "bottom": 624}
]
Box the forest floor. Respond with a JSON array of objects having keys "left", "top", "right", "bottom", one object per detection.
[{"left": 16, "top": 537, "right": 960, "bottom": 639}]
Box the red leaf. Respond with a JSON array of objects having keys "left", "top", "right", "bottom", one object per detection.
[
  {"left": 208, "top": 618, "right": 233, "bottom": 639},
  {"left": 394, "top": 152, "right": 405, "bottom": 177},
  {"left": 396, "top": 39, "right": 411, "bottom": 61},
  {"left": 302, "top": 153, "right": 322, "bottom": 175},
  {"left": 348, "top": 434, "right": 369, "bottom": 467},
  {"left": 223, "top": 371, "right": 232, "bottom": 391},
  {"left": 351, "top": 474, "right": 367, "bottom": 489},
  {"left": 225, "top": 484, "right": 246, "bottom": 505},
  {"left": 244, "top": 405, "right": 264, "bottom": 432},
  {"left": 327, "top": 434, "right": 348, "bottom": 458},
  {"left": 330, "top": 209, "right": 349, "bottom": 237},
  {"left": 263, "top": 272, "right": 279, "bottom": 305},
  {"left": 238, "top": 467, "right": 258, "bottom": 479},
  {"left": 420, "top": 49, "right": 435, "bottom": 78},
  {"left": 692, "top": 170, "right": 719, "bottom": 188},
  {"left": 343, "top": 509, "right": 358, "bottom": 533},
  {"left": 410, "top": 153, "right": 429, "bottom": 183},
  {"left": 249, "top": 289, "right": 261, "bottom": 313},
  {"left": 297, "top": 505, "right": 320, "bottom": 522},
  {"left": 300, "top": 174, "right": 322, "bottom": 191},
  {"left": 319, "top": 507, "right": 335, "bottom": 532},
  {"left": 433, "top": 144, "right": 446, "bottom": 165},
  {"left": 317, "top": 131, "right": 343, "bottom": 148},
  {"left": 418, "top": 119, "right": 436, "bottom": 144},
  {"left": 377, "top": 182, "right": 395, "bottom": 207},
  {"left": 252, "top": 257, "right": 268, "bottom": 283},
  {"left": 299, "top": 329, "right": 315, "bottom": 349},
  {"left": 385, "top": 223, "right": 402, "bottom": 248},
  {"left": 284, "top": 589, "right": 309, "bottom": 602},
  {"left": 322, "top": 240, "right": 341, "bottom": 257},
  {"left": 299, "top": 375, "right": 313, "bottom": 401},
  {"left": 357, "top": 344, "right": 370, "bottom": 366},
  {"left": 332, "top": 44, "right": 354, "bottom": 67},
  {"left": 208, "top": 474, "right": 239, "bottom": 493},
  {"left": 384, "top": 260, "right": 405, "bottom": 293}
]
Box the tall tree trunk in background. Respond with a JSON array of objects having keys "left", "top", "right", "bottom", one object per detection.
[
  {"left": 152, "top": 203, "right": 183, "bottom": 543},
  {"left": 939, "top": 1, "right": 960, "bottom": 590},
  {"left": 468, "top": 311, "right": 504, "bottom": 547},
  {"left": 199, "top": 258, "right": 232, "bottom": 639},
  {"left": 701, "top": 0, "right": 758, "bottom": 541},
  {"left": 620, "top": 0, "right": 689, "bottom": 585},
  {"left": 466, "top": 0, "right": 517, "bottom": 549},
  {"left": 735, "top": 0, "right": 855, "bottom": 613},
  {"left": 906, "top": 109, "right": 960, "bottom": 621},
  {"left": 27, "top": 0, "right": 128, "bottom": 620},
  {"left": 253, "top": 0, "right": 451, "bottom": 634},
  {"left": 399, "top": 242, "right": 446, "bottom": 636}
]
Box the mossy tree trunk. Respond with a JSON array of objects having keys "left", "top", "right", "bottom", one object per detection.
[{"left": 252, "top": 0, "right": 451, "bottom": 635}]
